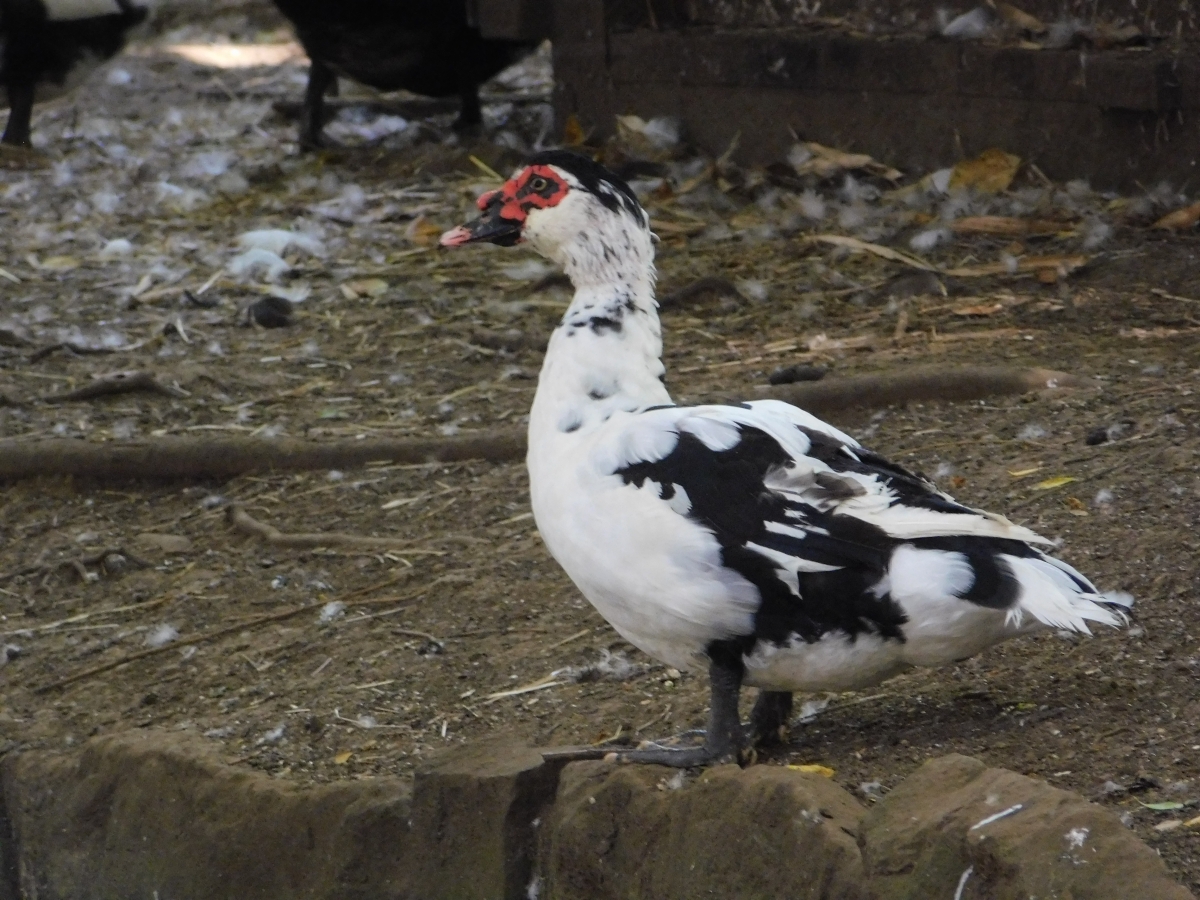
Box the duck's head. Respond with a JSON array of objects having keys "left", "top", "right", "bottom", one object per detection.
[{"left": 440, "top": 151, "right": 651, "bottom": 282}]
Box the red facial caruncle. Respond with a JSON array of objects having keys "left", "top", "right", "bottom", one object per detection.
[
  {"left": 440, "top": 164, "right": 570, "bottom": 248},
  {"left": 476, "top": 164, "right": 569, "bottom": 224}
]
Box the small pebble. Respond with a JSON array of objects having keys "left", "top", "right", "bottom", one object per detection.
[
  {"left": 768, "top": 364, "right": 827, "bottom": 386},
  {"left": 247, "top": 296, "right": 294, "bottom": 328}
]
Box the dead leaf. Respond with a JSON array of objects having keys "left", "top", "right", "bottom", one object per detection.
[
  {"left": 1033, "top": 475, "right": 1077, "bottom": 491},
  {"left": 945, "top": 254, "right": 1088, "bottom": 278},
  {"left": 949, "top": 149, "right": 1022, "bottom": 194},
  {"left": 342, "top": 278, "right": 388, "bottom": 299},
  {"left": 134, "top": 533, "right": 193, "bottom": 554},
  {"left": 650, "top": 219, "right": 706, "bottom": 236},
  {"left": 333, "top": 750, "right": 353, "bottom": 765},
  {"left": 1089, "top": 22, "right": 1143, "bottom": 47},
  {"left": 405, "top": 216, "right": 443, "bottom": 247},
  {"left": 1008, "top": 466, "right": 1043, "bottom": 478},
  {"left": 563, "top": 113, "right": 586, "bottom": 146},
  {"left": 996, "top": 2, "right": 1046, "bottom": 32},
  {"left": 951, "top": 216, "right": 1067, "bottom": 236},
  {"left": 790, "top": 142, "right": 902, "bottom": 181},
  {"left": 1152, "top": 201, "right": 1200, "bottom": 231},
  {"left": 953, "top": 303, "right": 1004, "bottom": 316},
  {"left": 788, "top": 763, "right": 835, "bottom": 777},
  {"left": 806, "top": 234, "right": 937, "bottom": 271}
]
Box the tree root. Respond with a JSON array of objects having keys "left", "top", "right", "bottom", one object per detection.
[
  {"left": 755, "top": 365, "right": 1081, "bottom": 409},
  {"left": 0, "top": 367, "right": 1080, "bottom": 484},
  {"left": 0, "top": 430, "right": 527, "bottom": 483}
]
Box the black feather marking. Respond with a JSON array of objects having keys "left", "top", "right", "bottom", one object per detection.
[
  {"left": 615, "top": 426, "right": 909, "bottom": 649},
  {"left": 588, "top": 316, "right": 622, "bottom": 335},
  {"left": 796, "top": 426, "right": 978, "bottom": 516}
]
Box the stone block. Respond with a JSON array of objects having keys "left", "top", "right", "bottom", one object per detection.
[
  {"left": 408, "top": 739, "right": 566, "bottom": 900},
  {"left": 0, "top": 731, "right": 412, "bottom": 900},
  {"left": 860, "top": 754, "right": 1196, "bottom": 900},
  {"left": 541, "top": 761, "right": 868, "bottom": 900}
]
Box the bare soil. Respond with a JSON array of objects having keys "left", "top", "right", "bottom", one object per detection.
[{"left": 1, "top": 6, "right": 1199, "bottom": 893}]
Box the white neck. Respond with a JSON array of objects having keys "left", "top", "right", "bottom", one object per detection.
[{"left": 527, "top": 221, "right": 672, "bottom": 446}]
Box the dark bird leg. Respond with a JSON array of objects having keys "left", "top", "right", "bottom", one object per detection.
[
  {"left": 749, "top": 690, "right": 794, "bottom": 746},
  {"left": 298, "top": 59, "right": 336, "bottom": 150},
  {"left": 2, "top": 82, "right": 35, "bottom": 147},
  {"left": 544, "top": 643, "right": 748, "bottom": 768},
  {"left": 453, "top": 84, "right": 483, "bottom": 132}
]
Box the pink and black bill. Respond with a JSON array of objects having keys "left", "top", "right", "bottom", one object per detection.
[{"left": 439, "top": 190, "right": 525, "bottom": 248}]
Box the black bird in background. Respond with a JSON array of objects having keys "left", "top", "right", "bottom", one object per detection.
[
  {"left": 270, "top": 0, "right": 535, "bottom": 149},
  {"left": 1, "top": 0, "right": 150, "bottom": 147}
]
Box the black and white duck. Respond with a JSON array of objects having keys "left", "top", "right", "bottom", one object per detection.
[{"left": 441, "top": 150, "right": 1133, "bottom": 767}]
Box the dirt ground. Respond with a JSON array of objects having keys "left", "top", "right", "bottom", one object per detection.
[{"left": 2, "top": 4, "right": 1199, "bottom": 893}]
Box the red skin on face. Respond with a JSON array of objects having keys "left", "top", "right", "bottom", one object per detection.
[{"left": 476, "top": 165, "right": 568, "bottom": 223}]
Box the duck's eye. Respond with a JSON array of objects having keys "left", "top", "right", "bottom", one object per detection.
[{"left": 530, "top": 176, "right": 549, "bottom": 192}]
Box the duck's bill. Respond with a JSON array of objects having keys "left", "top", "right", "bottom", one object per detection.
[{"left": 439, "top": 206, "right": 523, "bottom": 248}]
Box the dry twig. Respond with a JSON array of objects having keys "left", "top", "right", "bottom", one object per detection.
[
  {"left": 227, "top": 504, "right": 441, "bottom": 551},
  {"left": 41, "top": 371, "right": 188, "bottom": 403}
]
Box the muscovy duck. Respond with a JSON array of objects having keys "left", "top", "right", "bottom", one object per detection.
[
  {"left": 0, "top": 0, "right": 150, "bottom": 147},
  {"left": 441, "top": 151, "right": 1133, "bottom": 767},
  {"left": 269, "top": 0, "right": 533, "bottom": 148}
]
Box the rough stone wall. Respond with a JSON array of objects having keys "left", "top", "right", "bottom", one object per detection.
[{"left": 0, "top": 732, "right": 1194, "bottom": 900}]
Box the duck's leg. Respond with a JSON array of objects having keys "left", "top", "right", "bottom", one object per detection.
[
  {"left": 2, "top": 82, "right": 35, "bottom": 147},
  {"left": 453, "top": 84, "right": 483, "bottom": 131},
  {"left": 545, "top": 645, "right": 747, "bottom": 768},
  {"left": 749, "top": 690, "right": 793, "bottom": 746},
  {"left": 298, "top": 59, "right": 336, "bottom": 150}
]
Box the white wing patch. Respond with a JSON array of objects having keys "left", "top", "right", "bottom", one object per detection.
[
  {"left": 888, "top": 545, "right": 976, "bottom": 604},
  {"left": 744, "top": 541, "right": 842, "bottom": 596},
  {"left": 589, "top": 413, "right": 679, "bottom": 472},
  {"left": 664, "top": 483, "right": 692, "bottom": 516},
  {"left": 678, "top": 415, "right": 741, "bottom": 452}
]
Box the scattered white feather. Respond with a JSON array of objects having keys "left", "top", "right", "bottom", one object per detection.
[
  {"left": 145, "top": 624, "right": 179, "bottom": 648},
  {"left": 640, "top": 116, "right": 682, "bottom": 151},
  {"left": 797, "top": 190, "right": 826, "bottom": 221},
  {"left": 268, "top": 282, "right": 311, "bottom": 303},
  {"left": 736, "top": 278, "right": 769, "bottom": 302},
  {"left": 228, "top": 248, "right": 291, "bottom": 282},
  {"left": 98, "top": 238, "right": 133, "bottom": 258},
  {"left": 910, "top": 228, "right": 950, "bottom": 251},
  {"left": 181, "top": 150, "right": 236, "bottom": 180},
  {"left": 502, "top": 259, "right": 552, "bottom": 281},
  {"left": 798, "top": 696, "right": 831, "bottom": 722},
  {"left": 554, "top": 649, "right": 644, "bottom": 683},
  {"left": 238, "top": 229, "right": 325, "bottom": 257},
  {"left": 1082, "top": 219, "right": 1113, "bottom": 250},
  {"left": 259, "top": 724, "right": 286, "bottom": 744},
  {"left": 1017, "top": 423, "right": 1048, "bottom": 440},
  {"left": 942, "top": 6, "right": 994, "bottom": 38},
  {"left": 319, "top": 601, "right": 346, "bottom": 623}
]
